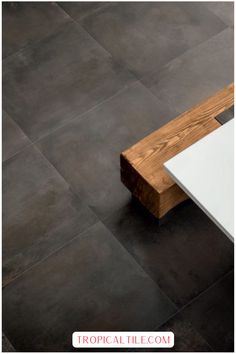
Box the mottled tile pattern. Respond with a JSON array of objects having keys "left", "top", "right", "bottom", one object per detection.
[
  {"left": 58, "top": 2, "right": 111, "bottom": 21},
  {"left": 2, "top": 2, "right": 70, "bottom": 58},
  {"left": 3, "top": 222, "right": 176, "bottom": 352},
  {"left": 2, "top": 111, "right": 31, "bottom": 161},
  {"left": 2, "top": 2, "right": 234, "bottom": 352},
  {"left": 81, "top": 2, "right": 226, "bottom": 78},
  {"left": 3, "top": 145, "right": 97, "bottom": 286},
  {"left": 37, "top": 82, "right": 177, "bottom": 219},
  {"left": 3, "top": 21, "right": 134, "bottom": 140},
  {"left": 157, "top": 315, "right": 212, "bottom": 352},
  {"left": 129, "top": 314, "right": 212, "bottom": 352},
  {"left": 2, "top": 333, "right": 15, "bottom": 352},
  {"left": 142, "top": 28, "right": 234, "bottom": 114},
  {"left": 104, "top": 199, "right": 233, "bottom": 307},
  {"left": 183, "top": 271, "right": 234, "bottom": 352},
  {"left": 204, "top": 1, "right": 234, "bottom": 27}
]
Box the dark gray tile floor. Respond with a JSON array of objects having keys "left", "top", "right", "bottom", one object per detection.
[
  {"left": 2, "top": 111, "right": 31, "bottom": 161},
  {"left": 182, "top": 271, "right": 234, "bottom": 352},
  {"left": 3, "top": 222, "right": 176, "bottom": 352},
  {"left": 36, "top": 82, "right": 177, "bottom": 219},
  {"left": 2, "top": 333, "right": 15, "bottom": 352},
  {"left": 81, "top": 2, "right": 227, "bottom": 78},
  {"left": 141, "top": 27, "right": 234, "bottom": 113},
  {"left": 2, "top": 2, "right": 70, "bottom": 58},
  {"left": 2, "top": 2, "right": 234, "bottom": 352}
]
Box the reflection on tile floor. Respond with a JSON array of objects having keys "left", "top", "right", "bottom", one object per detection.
[{"left": 2, "top": 2, "right": 234, "bottom": 352}]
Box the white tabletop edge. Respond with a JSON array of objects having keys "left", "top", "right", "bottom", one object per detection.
[
  {"left": 164, "top": 164, "right": 234, "bottom": 242},
  {"left": 164, "top": 119, "right": 234, "bottom": 242}
]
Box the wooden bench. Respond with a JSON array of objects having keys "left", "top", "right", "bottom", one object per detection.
[{"left": 120, "top": 83, "right": 234, "bottom": 218}]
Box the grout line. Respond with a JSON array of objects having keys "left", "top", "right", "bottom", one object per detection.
[
  {"left": 56, "top": 3, "right": 115, "bottom": 58},
  {"left": 150, "top": 309, "right": 213, "bottom": 352},
  {"left": 57, "top": 1, "right": 113, "bottom": 23},
  {"left": 2, "top": 140, "right": 34, "bottom": 164},
  {"left": 102, "top": 227, "right": 178, "bottom": 311},
  {"left": 33, "top": 80, "right": 137, "bottom": 144},
  {"left": 64, "top": 2, "right": 144, "bottom": 84},
  {"left": 2, "top": 17, "right": 73, "bottom": 62},
  {"left": 155, "top": 268, "right": 234, "bottom": 329},
  {"left": 2, "top": 220, "right": 101, "bottom": 289},
  {"left": 202, "top": 2, "right": 234, "bottom": 28},
  {"left": 33, "top": 144, "right": 91, "bottom": 207},
  {"left": 103, "top": 203, "right": 234, "bottom": 325},
  {"left": 139, "top": 26, "right": 232, "bottom": 90},
  {"left": 3, "top": 78, "right": 138, "bottom": 163},
  {"left": 149, "top": 269, "right": 234, "bottom": 351}
]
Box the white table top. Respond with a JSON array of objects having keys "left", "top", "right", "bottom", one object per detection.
[{"left": 164, "top": 119, "right": 234, "bottom": 241}]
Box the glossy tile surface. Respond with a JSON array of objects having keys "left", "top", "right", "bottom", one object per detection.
[
  {"left": 3, "top": 21, "right": 134, "bottom": 141},
  {"left": 3, "top": 222, "right": 176, "bottom": 352}
]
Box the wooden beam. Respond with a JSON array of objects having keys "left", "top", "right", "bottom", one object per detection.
[{"left": 121, "top": 83, "right": 234, "bottom": 218}]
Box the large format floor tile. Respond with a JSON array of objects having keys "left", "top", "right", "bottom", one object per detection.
[
  {"left": 3, "top": 21, "right": 134, "bottom": 141},
  {"left": 37, "top": 82, "right": 176, "bottom": 220},
  {"left": 157, "top": 314, "right": 212, "bottom": 352},
  {"left": 182, "top": 271, "right": 234, "bottom": 352},
  {"left": 132, "top": 313, "right": 212, "bottom": 352},
  {"left": 2, "top": 111, "right": 31, "bottom": 161},
  {"left": 3, "top": 145, "right": 97, "bottom": 286},
  {"left": 2, "top": 2, "right": 70, "bottom": 58},
  {"left": 142, "top": 28, "right": 233, "bottom": 113},
  {"left": 58, "top": 2, "right": 110, "bottom": 21},
  {"left": 81, "top": 2, "right": 226, "bottom": 78},
  {"left": 104, "top": 199, "right": 234, "bottom": 307},
  {"left": 204, "top": 2, "right": 234, "bottom": 27},
  {"left": 2, "top": 333, "right": 15, "bottom": 352},
  {"left": 3, "top": 222, "right": 176, "bottom": 352}
]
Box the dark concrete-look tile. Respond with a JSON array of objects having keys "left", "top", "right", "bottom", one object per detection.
[
  {"left": 104, "top": 199, "right": 234, "bottom": 307},
  {"left": 157, "top": 314, "right": 212, "bottom": 352},
  {"left": 142, "top": 27, "right": 233, "bottom": 113},
  {"left": 58, "top": 2, "right": 111, "bottom": 21},
  {"left": 81, "top": 2, "right": 226, "bottom": 78},
  {"left": 2, "top": 2, "right": 70, "bottom": 58},
  {"left": 182, "top": 271, "right": 234, "bottom": 352},
  {"left": 2, "top": 111, "right": 31, "bottom": 161},
  {"left": 204, "top": 2, "right": 234, "bottom": 27},
  {"left": 2, "top": 333, "right": 15, "bottom": 352},
  {"left": 3, "top": 145, "right": 97, "bottom": 286},
  {"left": 3, "top": 222, "right": 176, "bottom": 352},
  {"left": 129, "top": 313, "right": 211, "bottom": 352},
  {"left": 36, "top": 82, "right": 177, "bottom": 220},
  {"left": 3, "top": 21, "right": 134, "bottom": 141}
]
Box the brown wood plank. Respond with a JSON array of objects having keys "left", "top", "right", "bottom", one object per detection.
[{"left": 121, "top": 83, "right": 234, "bottom": 218}]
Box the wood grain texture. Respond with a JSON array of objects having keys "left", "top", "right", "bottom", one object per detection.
[{"left": 121, "top": 83, "right": 234, "bottom": 218}]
